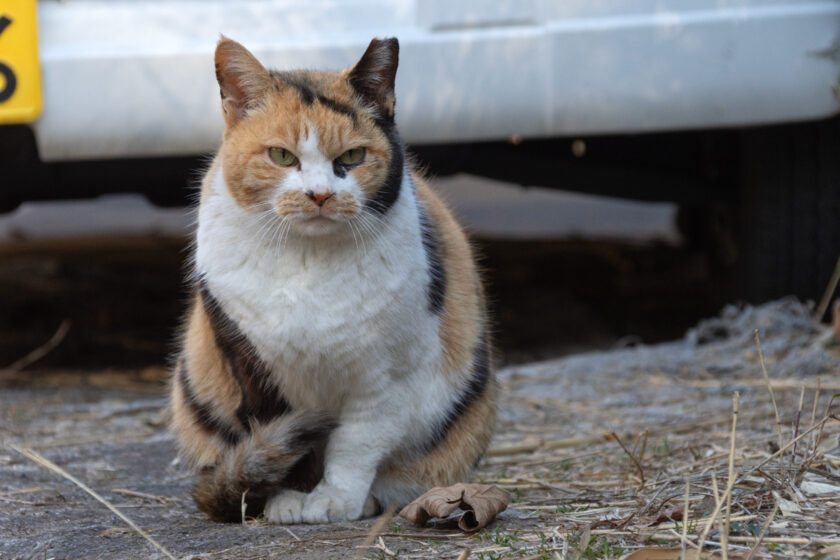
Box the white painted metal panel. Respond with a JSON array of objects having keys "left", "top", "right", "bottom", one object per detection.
[{"left": 31, "top": 0, "right": 840, "bottom": 160}]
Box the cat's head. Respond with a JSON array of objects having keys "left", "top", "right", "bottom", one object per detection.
[{"left": 213, "top": 36, "right": 403, "bottom": 237}]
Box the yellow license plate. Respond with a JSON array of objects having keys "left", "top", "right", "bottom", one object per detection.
[{"left": 0, "top": 1, "right": 42, "bottom": 124}]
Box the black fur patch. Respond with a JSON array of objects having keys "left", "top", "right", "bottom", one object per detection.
[
  {"left": 316, "top": 94, "right": 357, "bottom": 120},
  {"left": 332, "top": 160, "right": 347, "bottom": 179},
  {"left": 193, "top": 412, "right": 338, "bottom": 523},
  {"left": 177, "top": 359, "right": 242, "bottom": 445},
  {"left": 347, "top": 38, "right": 399, "bottom": 114},
  {"left": 280, "top": 416, "right": 341, "bottom": 493},
  {"left": 272, "top": 72, "right": 316, "bottom": 105},
  {"left": 418, "top": 204, "right": 446, "bottom": 314},
  {"left": 270, "top": 71, "right": 356, "bottom": 121},
  {"left": 199, "top": 282, "right": 292, "bottom": 428},
  {"left": 365, "top": 117, "right": 404, "bottom": 215},
  {"left": 422, "top": 334, "right": 491, "bottom": 452}
]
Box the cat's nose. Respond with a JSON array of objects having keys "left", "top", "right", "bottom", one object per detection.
[{"left": 306, "top": 190, "right": 333, "bottom": 207}]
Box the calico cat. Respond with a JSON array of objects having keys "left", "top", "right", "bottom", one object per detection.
[{"left": 169, "top": 36, "right": 496, "bottom": 523}]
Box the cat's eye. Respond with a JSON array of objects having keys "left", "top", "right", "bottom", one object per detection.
[
  {"left": 337, "top": 148, "right": 365, "bottom": 166},
  {"left": 268, "top": 148, "right": 298, "bottom": 167}
]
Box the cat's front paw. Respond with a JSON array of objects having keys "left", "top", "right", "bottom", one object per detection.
[
  {"left": 301, "top": 483, "right": 366, "bottom": 523},
  {"left": 265, "top": 489, "right": 307, "bottom": 524}
]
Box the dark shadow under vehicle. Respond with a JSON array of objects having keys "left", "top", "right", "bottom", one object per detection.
[{"left": 2, "top": 114, "right": 839, "bottom": 305}]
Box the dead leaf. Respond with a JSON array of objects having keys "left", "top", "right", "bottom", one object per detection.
[
  {"left": 646, "top": 506, "right": 684, "bottom": 527},
  {"left": 621, "top": 548, "right": 747, "bottom": 560},
  {"left": 399, "top": 483, "right": 509, "bottom": 532}
]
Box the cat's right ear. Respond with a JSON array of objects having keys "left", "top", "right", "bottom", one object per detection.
[
  {"left": 214, "top": 37, "right": 272, "bottom": 126},
  {"left": 348, "top": 38, "right": 399, "bottom": 120}
]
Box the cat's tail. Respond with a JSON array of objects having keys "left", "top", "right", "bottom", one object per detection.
[{"left": 193, "top": 410, "right": 337, "bottom": 522}]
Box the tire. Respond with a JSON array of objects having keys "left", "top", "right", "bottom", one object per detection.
[{"left": 737, "top": 115, "right": 840, "bottom": 305}]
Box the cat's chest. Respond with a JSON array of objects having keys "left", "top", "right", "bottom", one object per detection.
[
  {"left": 209, "top": 250, "right": 430, "bottom": 408},
  {"left": 221, "top": 251, "right": 406, "bottom": 345},
  {"left": 198, "top": 220, "right": 434, "bottom": 406}
]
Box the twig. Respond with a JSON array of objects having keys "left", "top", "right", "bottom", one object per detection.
[
  {"left": 816, "top": 255, "right": 840, "bottom": 321},
  {"left": 517, "top": 476, "right": 576, "bottom": 493},
  {"left": 638, "top": 431, "right": 649, "bottom": 472},
  {"left": 744, "top": 500, "right": 779, "bottom": 560},
  {"left": 356, "top": 503, "right": 399, "bottom": 559},
  {"left": 11, "top": 445, "right": 176, "bottom": 560},
  {"left": 814, "top": 393, "right": 840, "bottom": 456},
  {"left": 721, "top": 393, "right": 739, "bottom": 560},
  {"left": 376, "top": 536, "right": 397, "bottom": 557},
  {"left": 696, "top": 394, "right": 739, "bottom": 559},
  {"left": 809, "top": 378, "right": 821, "bottom": 457},
  {"left": 487, "top": 437, "right": 542, "bottom": 456},
  {"left": 241, "top": 489, "right": 248, "bottom": 525},
  {"left": 791, "top": 386, "right": 805, "bottom": 473},
  {"left": 0, "top": 495, "right": 38, "bottom": 505},
  {"left": 743, "top": 415, "right": 832, "bottom": 479},
  {"left": 669, "top": 529, "right": 701, "bottom": 552},
  {"left": 282, "top": 526, "right": 301, "bottom": 541},
  {"left": 680, "top": 479, "right": 690, "bottom": 560},
  {"left": 608, "top": 431, "right": 646, "bottom": 487},
  {"left": 111, "top": 488, "right": 172, "bottom": 503},
  {"left": 755, "top": 331, "right": 785, "bottom": 482},
  {"left": 0, "top": 486, "right": 47, "bottom": 496},
  {"left": 622, "top": 433, "right": 644, "bottom": 485},
  {"left": 3, "top": 320, "right": 71, "bottom": 372}
]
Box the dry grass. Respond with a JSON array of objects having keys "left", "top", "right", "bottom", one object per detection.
[{"left": 432, "top": 345, "right": 840, "bottom": 560}]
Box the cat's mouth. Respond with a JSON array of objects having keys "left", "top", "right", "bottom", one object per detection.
[
  {"left": 302, "top": 215, "right": 336, "bottom": 224},
  {"left": 287, "top": 211, "right": 350, "bottom": 237}
]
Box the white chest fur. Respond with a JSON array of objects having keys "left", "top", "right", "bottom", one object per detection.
[{"left": 194, "top": 168, "right": 442, "bottom": 412}]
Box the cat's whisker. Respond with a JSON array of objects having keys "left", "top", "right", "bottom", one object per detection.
[
  {"left": 354, "top": 212, "right": 399, "bottom": 262},
  {"left": 275, "top": 220, "right": 289, "bottom": 254},
  {"left": 347, "top": 219, "right": 363, "bottom": 256},
  {"left": 260, "top": 215, "right": 286, "bottom": 251},
  {"left": 351, "top": 214, "right": 385, "bottom": 258},
  {"left": 280, "top": 218, "right": 293, "bottom": 251},
  {"left": 262, "top": 215, "right": 283, "bottom": 255},
  {"left": 358, "top": 208, "right": 402, "bottom": 240},
  {"left": 254, "top": 211, "right": 281, "bottom": 250}
]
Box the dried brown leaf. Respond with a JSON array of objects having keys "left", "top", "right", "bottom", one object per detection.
[
  {"left": 645, "top": 506, "right": 684, "bottom": 527},
  {"left": 399, "top": 483, "right": 510, "bottom": 532}
]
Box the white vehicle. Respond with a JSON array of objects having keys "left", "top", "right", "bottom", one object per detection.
[{"left": 2, "top": 0, "right": 839, "bottom": 301}]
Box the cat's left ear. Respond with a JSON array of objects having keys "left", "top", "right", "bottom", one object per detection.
[
  {"left": 348, "top": 37, "right": 399, "bottom": 119},
  {"left": 215, "top": 37, "right": 273, "bottom": 126}
]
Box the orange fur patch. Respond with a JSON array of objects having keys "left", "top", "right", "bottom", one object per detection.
[
  {"left": 169, "top": 295, "right": 244, "bottom": 468},
  {"left": 414, "top": 177, "right": 485, "bottom": 376},
  {"left": 379, "top": 379, "right": 497, "bottom": 488}
]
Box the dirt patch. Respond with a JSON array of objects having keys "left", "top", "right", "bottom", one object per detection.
[{"left": 2, "top": 299, "right": 838, "bottom": 559}]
